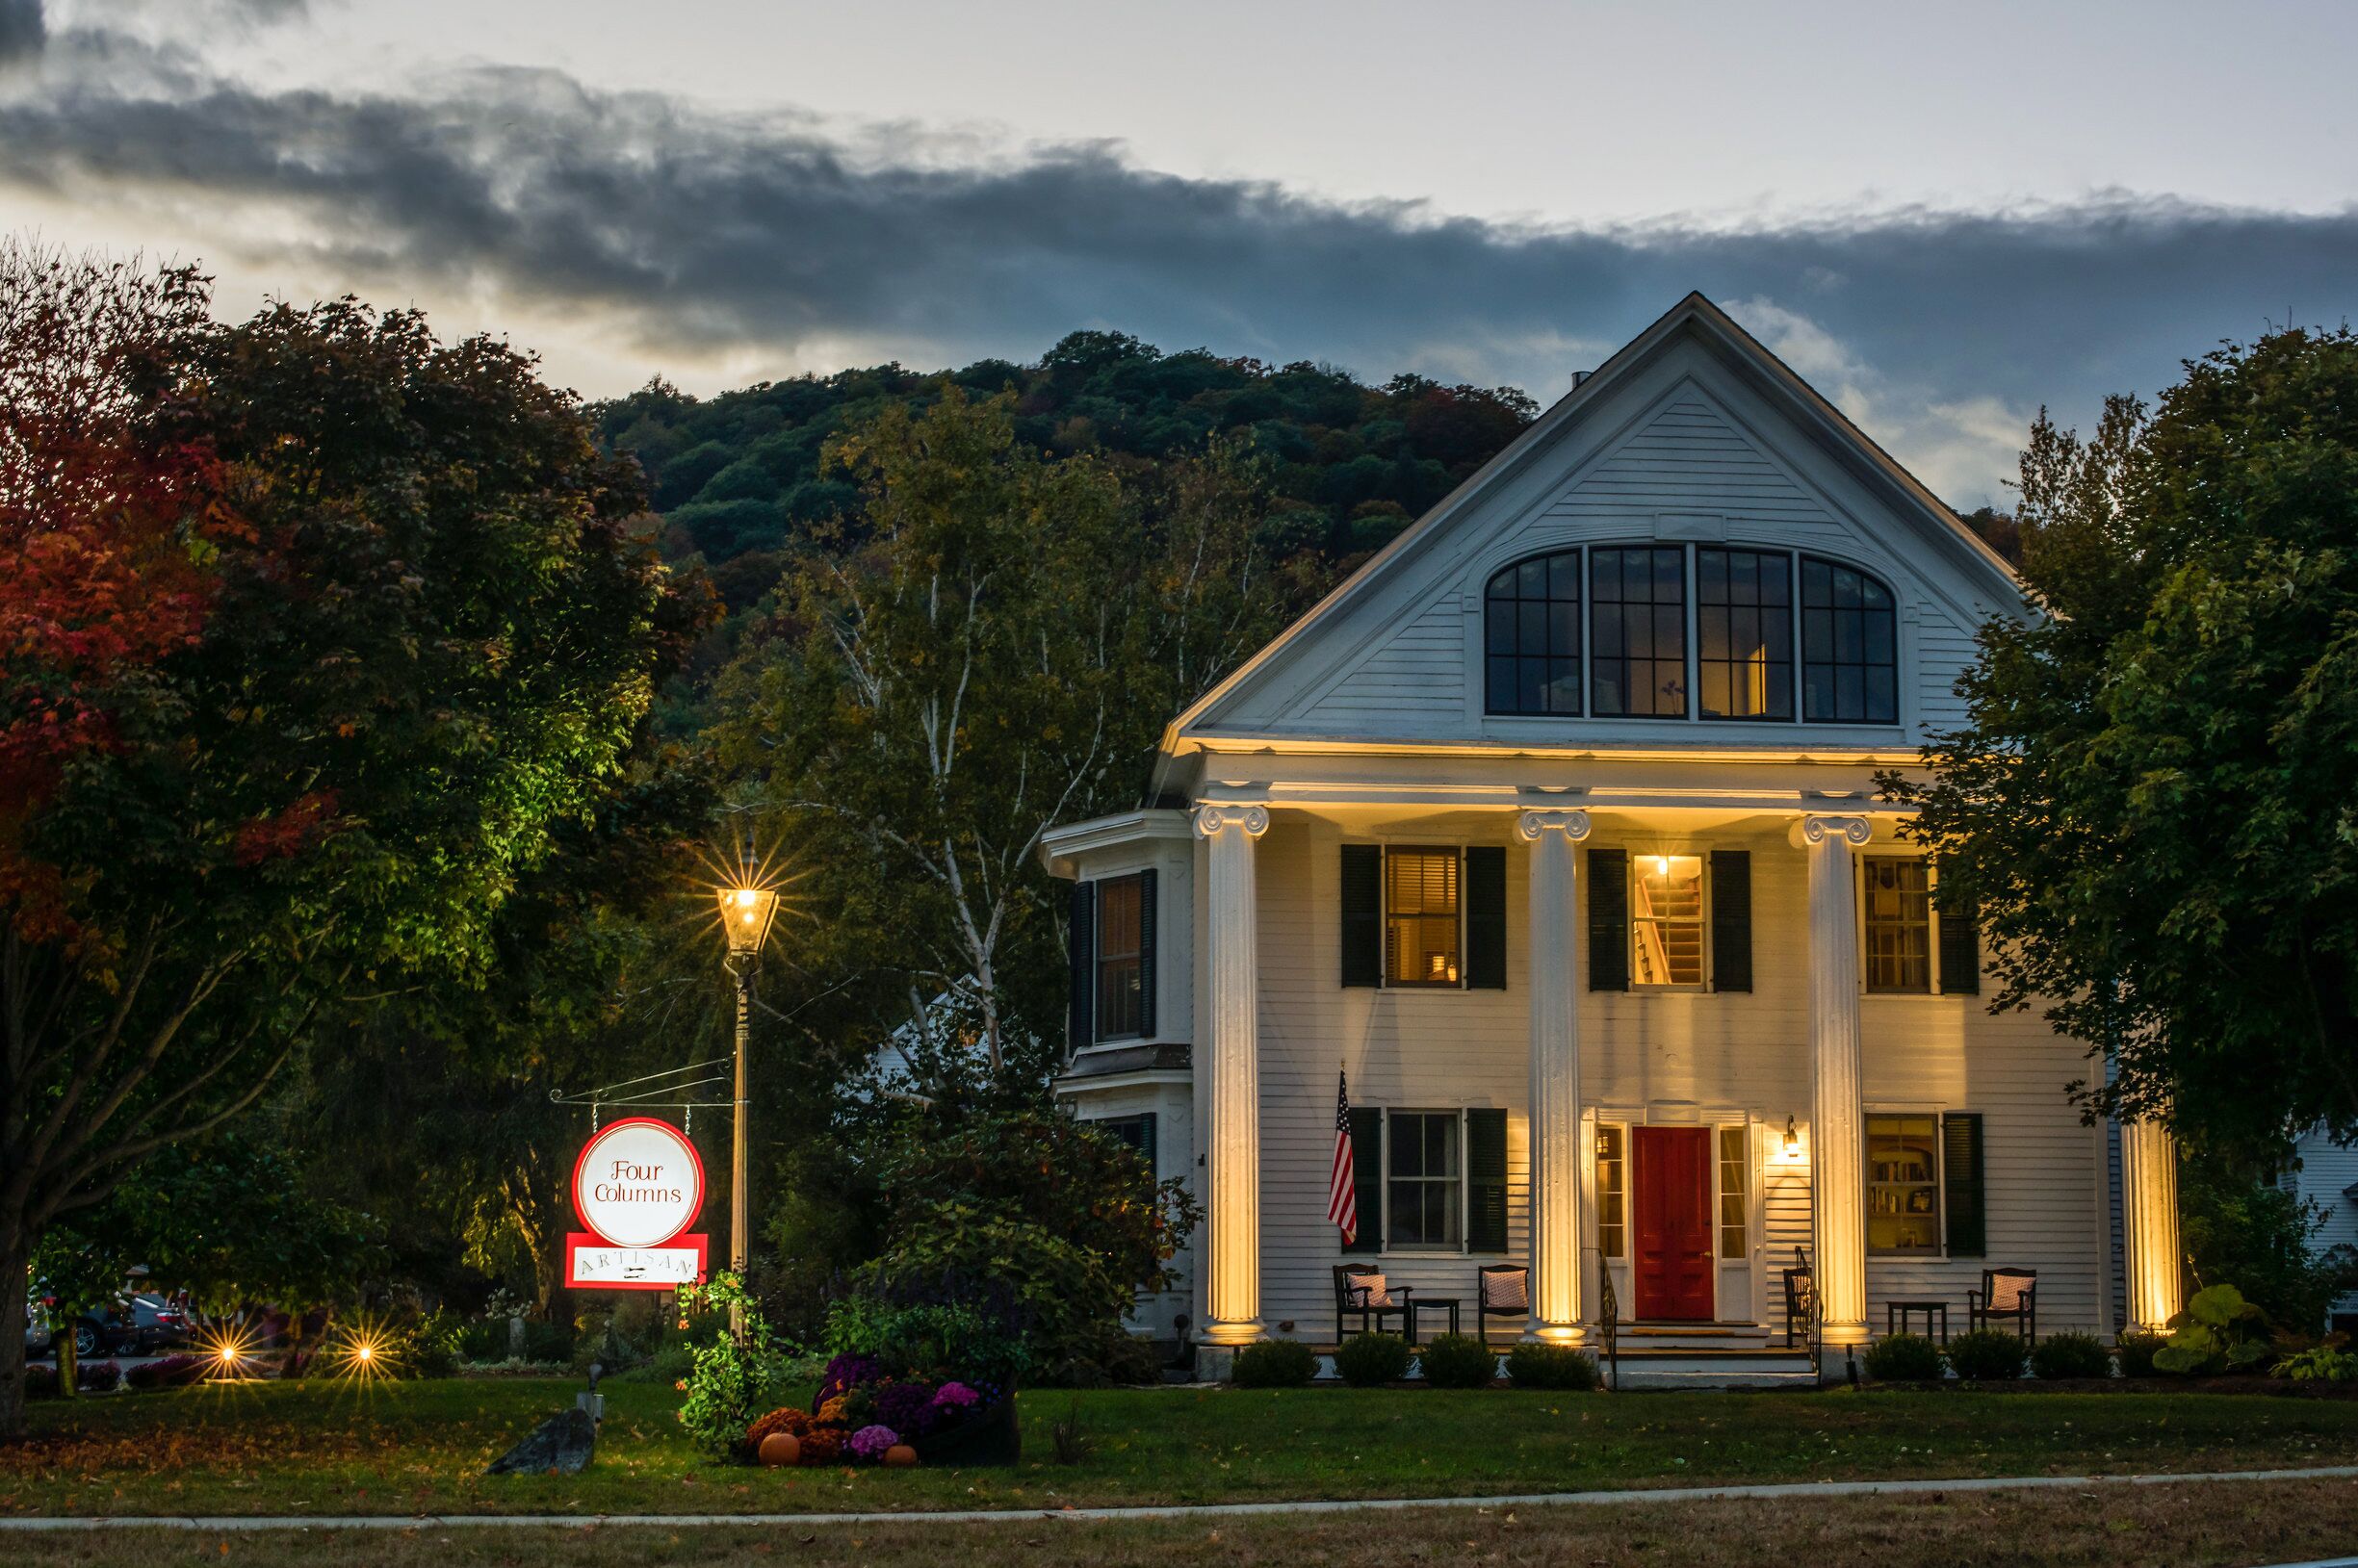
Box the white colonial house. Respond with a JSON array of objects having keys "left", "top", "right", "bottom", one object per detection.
[
  {"left": 1041, "top": 295, "right": 2188, "bottom": 1374},
  {"left": 2290, "top": 1128, "right": 2358, "bottom": 1335}
]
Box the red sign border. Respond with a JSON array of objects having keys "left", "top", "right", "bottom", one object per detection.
[
  {"left": 564, "top": 1231, "right": 709, "bottom": 1292},
  {"left": 570, "top": 1116, "right": 706, "bottom": 1248}
]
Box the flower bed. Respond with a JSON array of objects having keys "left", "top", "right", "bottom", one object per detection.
[{"left": 738, "top": 1358, "right": 1020, "bottom": 1468}]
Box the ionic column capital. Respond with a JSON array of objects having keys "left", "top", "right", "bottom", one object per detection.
[
  {"left": 1799, "top": 812, "right": 1873, "bottom": 847},
  {"left": 1517, "top": 808, "right": 1593, "bottom": 843},
  {"left": 1193, "top": 803, "right": 1270, "bottom": 840}
]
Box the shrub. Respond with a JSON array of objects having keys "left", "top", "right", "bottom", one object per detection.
[
  {"left": 1505, "top": 1343, "right": 1598, "bottom": 1391},
  {"left": 73, "top": 1360, "right": 123, "bottom": 1392},
  {"left": 24, "top": 1363, "right": 58, "bottom": 1400},
  {"left": 1417, "top": 1333, "right": 1498, "bottom": 1389},
  {"left": 2116, "top": 1331, "right": 2166, "bottom": 1378},
  {"left": 1861, "top": 1332, "right": 1944, "bottom": 1382},
  {"left": 124, "top": 1353, "right": 210, "bottom": 1390},
  {"left": 1334, "top": 1331, "right": 1412, "bottom": 1387},
  {"left": 2273, "top": 1345, "right": 2358, "bottom": 1382},
  {"left": 2030, "top": 1331, "right": 2112, "bottom": 1380},
  {"left": 1946, "top": 1328, "right": 2027, "bottom": 1379},
  {"left": 674, "top": 1274, "right": 791, "bottom": 1460},
  {"left": 2154, "top": 1283, "right": 2272, "bottom": 1375},
  {"left": 1231, "top": 1338, "right": 1316, "bottom": 1388}
]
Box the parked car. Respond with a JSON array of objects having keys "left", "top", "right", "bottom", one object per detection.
[{"left": 23, "top": 1288, "right": 191, "bottom": 1358}]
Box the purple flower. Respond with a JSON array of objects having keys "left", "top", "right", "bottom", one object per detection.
[
  {"left": 847, "top": 1424, "right": 899, "bottom": 1462},
  {"left": 931, "top": 1380, "right": 980, "bottom": 1410},
  {"left": 817, "top": 1353, "right": 881, "bottom": 1404},
  {"left": 876, "top": 1380, "right": 940, "bottom": 1437}
]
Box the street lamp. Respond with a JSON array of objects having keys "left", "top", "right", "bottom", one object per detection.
[{"left": 716, "top": 882, "right": 779, "bottom": 1341}]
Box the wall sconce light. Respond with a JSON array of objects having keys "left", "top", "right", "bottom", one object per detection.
[{"left": 1782, "top": 1115, "right": 1802, "bottom": 1161}]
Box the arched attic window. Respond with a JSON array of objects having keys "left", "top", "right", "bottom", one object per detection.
[
  {"left": 1800, "top": 555, "right": 1899, "bottom": 723},
  {"left": 1483, "top": 551, "right": 1581, "bottom": 715}
]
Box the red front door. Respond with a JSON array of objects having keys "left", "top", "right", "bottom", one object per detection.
[{"left": 1633, "top": 1127, "right": 1715, "bottom": 1321}]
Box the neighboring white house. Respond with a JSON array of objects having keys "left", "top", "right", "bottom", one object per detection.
[
  {"left": 2289, "top": 1128, "right": 2358, "bottom": 1334},
  {"left": 1041, "top": 295, "right": 2189, "bottom": 1374}
]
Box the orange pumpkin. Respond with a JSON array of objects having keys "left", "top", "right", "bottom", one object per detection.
[
  {"left": 883, "top": 1444, "right": 918, "bottom": 1468},
  {"left": 758, "top": 1432, "right": 801, "bottom": 1468}
]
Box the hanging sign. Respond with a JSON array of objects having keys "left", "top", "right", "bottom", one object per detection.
[{"left": 567, "top": 1116, "right": 707, "bottom": 1289}]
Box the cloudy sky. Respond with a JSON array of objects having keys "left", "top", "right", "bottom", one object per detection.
[{"left": 3, "top": 0, "right": 2352, "bottom": 504}]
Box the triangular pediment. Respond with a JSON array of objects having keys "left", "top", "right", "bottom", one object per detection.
[{"left": 1162, "top": 294, "right": 2023, "bottom": 762}]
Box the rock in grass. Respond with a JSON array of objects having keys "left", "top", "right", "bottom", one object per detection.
[{"left": 485, "top": 1407, "right": 596, "bottom": 1476}]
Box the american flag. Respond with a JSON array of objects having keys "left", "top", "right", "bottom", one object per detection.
[{"left": 1327, "top": 1068, "right": 1357, "bottom": 1246}]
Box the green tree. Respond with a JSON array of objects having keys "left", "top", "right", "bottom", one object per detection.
[
  {"left": 1884, "top": 328, "right": 2358, "bottom": 1145},
  {"left": 716, "top": 389, "right": 1286, "bottom": 1068},
  {"left": 0, "top": 281, "right": 703, "bottom": 1434}
]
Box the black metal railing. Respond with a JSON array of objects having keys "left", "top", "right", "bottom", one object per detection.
[{"left": 1594, "top": 1247, "right": 1620, "bottom": 1391}]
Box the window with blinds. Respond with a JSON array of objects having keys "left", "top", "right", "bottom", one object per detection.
[
  {"left": 1385, "top": 848, "right": 1462, "bottom": 986},
  {"left": 1094, "top": 872, "right": 1147, "bottom": 1037}
]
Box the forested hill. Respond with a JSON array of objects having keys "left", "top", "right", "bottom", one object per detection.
[
  {"left": 592, "top": 329, "right": 1542, "bottom": 607},
  {"left": 593, "top": 328, "right": 2021, "bottom": 612}
]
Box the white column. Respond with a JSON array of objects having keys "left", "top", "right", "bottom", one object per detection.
[
  {"left": 1519, "top": 808, "right": 1591, "bottom": 1344},
  {"left": 1801, "top": 812, "right": 1871, "bottom": 1348},
  {"left": 2120, "top": 1118, "right": 2184, "bottom": 1334},
  {"left": 1194, "top": 801, "right": 1269, "bottom": 1347}
]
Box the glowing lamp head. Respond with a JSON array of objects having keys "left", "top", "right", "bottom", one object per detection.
[
  {"left": 717, "top": 885, "right": 780, "bottom": 956},
  {"left": 1782, "top": 1114, "right": 1802, "bottom": 1160}
]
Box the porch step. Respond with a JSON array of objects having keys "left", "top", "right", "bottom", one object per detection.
[{"left": 1605, "top": 1354, "right": 1821, "bottom": 1391}]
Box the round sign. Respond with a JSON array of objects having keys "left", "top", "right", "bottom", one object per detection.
[{"left": 571, "top": 1118, "right": 705, "bottom": 1248}]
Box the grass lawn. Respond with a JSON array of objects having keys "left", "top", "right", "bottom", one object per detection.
[
  {"left": 5, "top": 1376, "right": 2356, "bottom": 1519},
  {"left": 7, "top": 1478, "right": 2358, "bottom": 1568}
]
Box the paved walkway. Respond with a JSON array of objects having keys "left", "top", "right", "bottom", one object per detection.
[{"left": 3, "top": 1461, "right": 2355, "bottom": 1531}]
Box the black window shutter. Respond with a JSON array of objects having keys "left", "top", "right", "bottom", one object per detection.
[
  {"left": 1067, "top": 880, "right": 1095, "bottom": 1051},
  {"left": 1937, "top": 884, "right": 1982, "bottom": 995},
  {"left": 1340, "top": 844, "right": 1383, "bottom": 988},
  {"left": 1710, "top": 849, "right": 1752, "bottom": 993},
  {"left": 1134, "top": 1112, "right": 1158, "bottom": 1180},
  {"left": 1136, "top": 868, "right": 1158, "bottom": 1036},
  {"left": 1942, "top": 1112, "right": 1986, "bottom": 1257},
  {"left": 1465, "top": 846, "right": 1507, "bottom": 990},
  {"left": 1588, "top": 847, "right": 1629, "bottom": 991},
  {"left": 1466, "top": 1108, "right": 1509, "bottom": 1252},
  {"left": 1346, "top": 1107, "right": 1384, "bottom": 1252}
]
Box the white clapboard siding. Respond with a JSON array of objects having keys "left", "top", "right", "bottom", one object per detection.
[
  {"left": 2293, "top": 1129, "right": 2358, "bottom": 1323},
  {"left": 1304, "top": 597, "right": 1465, "bottom": 726},
  {"left": 1234, "top": 814, "right": 2110, "bottom": 1338}
]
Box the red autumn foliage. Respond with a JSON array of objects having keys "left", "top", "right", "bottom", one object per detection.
[{"left": 0, "top": 243, "right": 235, "bottom": 938}]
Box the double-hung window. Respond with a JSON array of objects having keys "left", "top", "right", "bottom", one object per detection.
[
  {"left": 1631, "top": 853, "right": 1705, "bottom": 988},
  {"left": 1862, "top": 858, "right": 1931, "bottom": 992},
  {"left": 1386, "top": 1111, "right": 1464, "bottom": 1248},
  {"left": 1866, "top": 1114, "right": 1941, "bottom": 1253}
]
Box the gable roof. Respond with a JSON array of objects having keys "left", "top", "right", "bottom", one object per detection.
[{"left": 1155, "top": 292, "right": 2021, "bottom": 773}]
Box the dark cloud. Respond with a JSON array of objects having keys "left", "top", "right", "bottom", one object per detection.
[
  {"left": 0, "top": 0, "right": 43, "bottom": 63},
  {"left": 1, "top": 45, "right": 2352, "bottom": 497}
]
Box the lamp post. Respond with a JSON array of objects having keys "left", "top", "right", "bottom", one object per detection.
[{"left": 716, "top": 883, "right": 779, "bottom": 1342}]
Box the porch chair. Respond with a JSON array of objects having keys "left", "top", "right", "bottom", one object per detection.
[
  {"left": 1333, "top": 1265, "right": 1412, "bottom": 1344},
  {"left": 1967, "top": 1269, "right": 2038, "bottom": 1342},
  {"left": 1476, "top": 1265, "right": 1529, "bottom": 1343},
  {"left": 1781, "top": 1246, "right": 1815, "bottom": 1350}
]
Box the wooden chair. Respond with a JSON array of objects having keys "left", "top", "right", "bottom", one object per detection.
[
  {"left": 1476, "top": 1265, "right": 1529, "bottom": 1343},
  {"left": 1333, "top": 1265, "right": 1412, "bottom": 1343},
  {"left": 1968, "top": 1269, "right": 2037, "bottom": 1341},
  {"left": 1781, "top": 1246, "right": 1815, "bottom": 1350}
]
